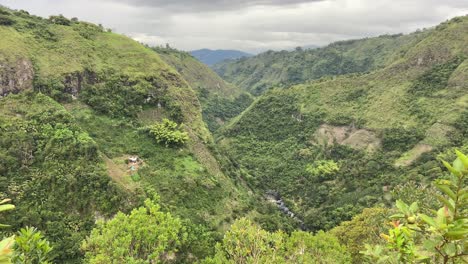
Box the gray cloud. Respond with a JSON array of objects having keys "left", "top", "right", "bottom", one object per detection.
[
  {"left": 107, "top": 0, "right": 322, "bottom": 12},
  {"left": 0, "top": 0, "right": 467, "bottom": 53}
]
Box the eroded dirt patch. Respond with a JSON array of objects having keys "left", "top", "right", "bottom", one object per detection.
[
  {"left": 312, "top": 124, "right": 381, "bottom": 152},
  {"left": 395, "top": 144, "right": 433, "bottom": 167}
]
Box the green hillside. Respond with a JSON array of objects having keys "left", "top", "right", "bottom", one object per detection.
[
  {"left": 214, "top": 30, "right": 430, "bottom": 95},
  {"left": 0, "top": 5, "right": 467, "bottom": 263},
  {"left": 152, "top": 47, "right": 254, "bottom": 132},
  {"left": 218, "top": 15, "right": 468, "bottom": 232},
  {"left": 0, "top": 8, "right": 258, "bottom": 262}
]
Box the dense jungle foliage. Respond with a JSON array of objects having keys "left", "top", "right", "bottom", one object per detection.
[
  {"left": 218, "top": 15, "right": 468, "bottom": 233},
  {"left": 0, "top": 7, "right": 262, "bottom": 262}
]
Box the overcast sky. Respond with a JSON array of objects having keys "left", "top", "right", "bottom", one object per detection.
[{"left": 1, "top": 0, "right": 467, "bottom": 53}]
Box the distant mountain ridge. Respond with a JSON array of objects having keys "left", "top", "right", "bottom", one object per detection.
[
  {"left": 213, "top": 32, "right": 430, "bottom": 95},
  {"left": 190, "top": 48, "right": 253, "bottom": 66},
  {"left": 302, "top": 44, "right": 320, "bottom": 49}
]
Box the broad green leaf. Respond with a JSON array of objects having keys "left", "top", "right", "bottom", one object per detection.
[
  {"left": 455, "top": 150, "right": 468, "bottom": 168},
  {"left": 435, "top": 184, "right": 457, "bottom": 201},
  {"left": 409, "top": 202, "right": 419, "bottom": 213},
  {"left": 0, "top": 236, "right": 14, "bottom": 262},
  {"left": 442, "top": 160, "right": 461, "bottom": 176},
  {"left": 460, "top": 193, "right": 468, "bottom": 204},
  {"left": 419, "top": 214, "right": 436, "bottom": 228},
  {"left": 396, "top": 200, "right": 409, "bottom": 214},
  {"left": 0, "top": 199, "right": 11, "bottom": 205},
  {"left": 446, "top": 229, "right": 468, "bottom": 240},
  {"left": 0, "top": 204, "right": 15, "bottom": 213},
  {"left": 453, "top": 158, "right": 464, "bottom": 172},
  {"left": 443, "top": 243, "right": 457, "bottom": 256},
  {"left": 436, "top": 208, "right": 448, "bottom": 226},
  {"left": 436, "top": 195, "right": 455, "bottom": 212},
  {"left": 422, "top": 238, "right": 439, "bottom": 251}
]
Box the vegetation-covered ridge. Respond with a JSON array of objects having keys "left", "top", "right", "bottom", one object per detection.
[
  {"left": 0, "top": 6, "right": 257, "bottom": 262},
  {"left": 214, "top": 25, "right": 434, "bottom": 95},
  {"left": 152, "top": 46, "right": 254, "bottom": 132},
  {"left": 190, "top": 48, "right": 253, "bottom": 66},
  {"left": 218, "top": 15, "right": 468, "bottom": 233}
]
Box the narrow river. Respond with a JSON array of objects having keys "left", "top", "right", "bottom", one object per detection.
[{"left": 265, "top": 191, "right": 305, "bottom": 230}]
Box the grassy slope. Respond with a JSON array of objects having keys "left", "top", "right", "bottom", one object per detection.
[
  {"left": 154, "top": 47, "right": 254, "bottom": 132},
  {"left": 0, "top": 8, "right": 255, "bottom": 261},
  {"left": 213, "top": 30, "right": 429, "bottom": 95},
  {"left": 218, "top": 16, "right": 468, "bottom": 231},
  {"left": 293, "top": 16, "right": 468, "bottom": 130},
  {"left": 154, "top": 47, "right": 243, "bottom": 98}
]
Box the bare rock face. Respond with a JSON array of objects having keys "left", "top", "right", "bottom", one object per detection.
[
  {"left": 0, "top": 58, "right": 34, "bottom": 97},
  {"left": 312, "top": 124, "right": 381, "bottom": 152},
  {"left": 0, "top": 57, "right": 98, "bottom": 99},
  {"left": 63, "top": 70, "right": 98, "bottom": 98}
]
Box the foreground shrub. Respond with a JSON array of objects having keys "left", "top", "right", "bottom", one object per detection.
[
  {"left": 82, "top": 197, "right": 187, "bottom": 263},
  {"left": 362, "top": 150, "right": 468, "bottom": 263},
  {"left": 204, "top": 218, "right": 351, "bottom": 263}
]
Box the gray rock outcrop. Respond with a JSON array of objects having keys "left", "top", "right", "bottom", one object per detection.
[{"left": 0, "top": 58, "right": 34, "bottom": 97}]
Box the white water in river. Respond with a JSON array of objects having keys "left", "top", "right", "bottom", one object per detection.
[{"left": 265, "top": 191, "right": 305, "bottom": 229}]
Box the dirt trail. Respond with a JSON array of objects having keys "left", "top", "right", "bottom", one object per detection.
[{"left": 102, "top": 155, "right": 138, "bottom": 191}]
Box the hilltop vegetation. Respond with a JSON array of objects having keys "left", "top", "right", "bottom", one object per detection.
[{"left": 214, "top": 31, "right": 430, "bottom": 95}]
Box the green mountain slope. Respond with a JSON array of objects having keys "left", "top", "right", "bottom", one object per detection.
[
  {"left": 0, "top": 8, "right": 254, "bottom": 262},
  {"left": 218, "top": 15, "right": 468, "bottom": 231},
  {"left": 152, "top": 47, "right": 254, "bottom": 132},
  {"left": 213, "top": 30, "right": 430, "bottom": 95}
]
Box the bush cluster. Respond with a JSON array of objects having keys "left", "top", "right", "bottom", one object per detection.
[{"left": 145, "top": 119, "right": 189, "bottom": 147}]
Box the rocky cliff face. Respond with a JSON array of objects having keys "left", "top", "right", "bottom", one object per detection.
[
  {"left": 0, "top": 58, "right": 34, "bottom": 97},
  {"left": 63, "top": 70, "right": 98, "bottom": 98}
]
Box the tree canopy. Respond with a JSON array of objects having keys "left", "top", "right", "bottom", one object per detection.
[{"left": 82, "top": 197, "right": 187, "bottom": 264}]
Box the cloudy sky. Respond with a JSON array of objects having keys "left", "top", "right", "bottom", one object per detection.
[{"left": 1, "top": 0, "right": 467, "bottom": 53}]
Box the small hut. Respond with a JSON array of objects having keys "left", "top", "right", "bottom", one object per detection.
[{"left": 128, "top": 156, "right": 139, "bottom": 164}]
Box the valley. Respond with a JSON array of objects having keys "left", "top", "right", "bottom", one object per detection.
[{"left": 0, "top": 5, "right": 466, "bottom": 264}]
